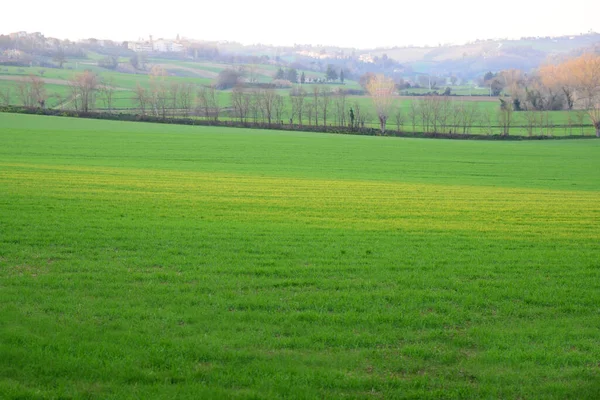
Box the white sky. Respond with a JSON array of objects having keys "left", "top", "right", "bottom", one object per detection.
[{"left": 3, "top": 0, "right": 599, "bottom": 48}]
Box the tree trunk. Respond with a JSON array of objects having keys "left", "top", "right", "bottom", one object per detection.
[{"left": 596, "top": 124, "right": 600, "bottom": 138}]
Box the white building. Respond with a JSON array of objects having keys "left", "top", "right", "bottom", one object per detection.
[
  {"left": 153, "top": 40, "right": 184, "bottom": 53},
  {"left": 128, "top": 42, "right": 154, "bottom": 53},
  {"left": 128, "top": 40, "right": 184, "bottom": 53}
]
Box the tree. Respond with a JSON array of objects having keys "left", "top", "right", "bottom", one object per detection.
[
  {"left": 231, "top": 86, "right": 249, "bottom": 123},
  {"left": 168, "top": 82, "right": 180, "bottom": 118},
  {"left": 98, "top": 56, "right": 118, "bottom": 70},
  {"left": 539, "top": 64, "right": 575, "bottom": 110},
  {"left": 334, "top": 89, "right": 347, "bottom": 127},
  {"left": 311, "top": 86, "right": 321, "bottom": 126},
  {"left": 286, "top": 68, "right": 298, "bottom": 83},
  {"left": 366, "top": 74, "right": 396, "bottom": 134},
  {"left": 394, "top": 107, "right": 404, "bottom": 133},
  {"left": 53, "top": 49, "right": 66, "bottom": 68},
  {"left": 134, "top": 84, "right": 149, "bottom": 115},
  {"left": 17, "top": 75, "right": 46, "bottom": 108},
  {"left": 290, "top": 87, "right": 306, "bottom": 126},
  {"left": 178, "top": 83, "right": 195, "bottom": 118},
  {"left": 0, "top": 87, "right": 10, "bottom": 106},
  {"left": 248, "top": 64, "right": 259, "bottom": 83},
  {"left": 408, "top": 101, "right": 418, "bottom": 133},
  {"left": 149, "top": 66, "right": 168, "bottom": 118},
  {"left": 98, "top": 77, "right": 116, "bottom": 113},
  {"left": 359, "top": 73, "right": 375, "bottom": 90},
  {"left": 260, "top": 89, "right": 277, "bottom": 126},
  {"left": 340, "top": 70, "right": 345, "bottom": 84},
  {"left": 69, "top": 70, "right": 98, "bottom": 112},
  {"left": 216, "top": 69, "right": 241, "bottom": 89},
  {"left": 274, "top": 67, "right": 285, "bottom": 80},
  {"left": 488, "top": 78, "right": 504, "bottom": 96},
  {"left": 197, "top": 86, "right": 220, "bottom": 121},
  {"left": 498, "top": 99, "right": 514, "bottom": 136},
  {"left": 300, "top": 72, "right": 306, "bottom": 85},
  {"left": 351, "top": 101, "right": 363, "bottom": 130},
  {"left": 320, "top": 87, "right": 331, "bottom": 126},
  {"left": 274, "top": 94, "right": 285, "bottom": 124},
  {"left": 568, "top": 54, "right": 600, "bottom": 137},
  {"left": 325, "top": 64, "right": 338, "bottom": 82},
  {"left": 130, "top": 55, "right": 139, "bottom": 70}
]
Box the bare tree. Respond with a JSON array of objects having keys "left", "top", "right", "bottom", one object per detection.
[
  {"left": 570, "top": 54, "right": 600, "bottom": 137},
  {"left": 311, "top": 86, "right": 320, "bottom": 126},
  {"left": 320, "top": 87, "right": 331, "bottom": 127},
  {"left": 231, "top": 86, "right": 247, "bottom": 123},
  {"left": 68, "top": 70, "right": 98, "bottom": 112},
  {"left": 408, "top": 101, "right": 418, "bottom": 133},
  {"left": 430, "top": 97, "right": 442, "bottom": 133},
  {"left": 306, "top": 100, "right": 314, "bottom": 127},
  {"left": 273, "top": 94, "right": 285, "bottom": 124},
  {"left": 197, "top": 86, "right": 211, "bottom": 120},
  {"left": 179, "top": 83, "right": 194, "bottom": 118},
  {"left": 169, "top": 82, "right": 180, "bottom": 118},
  {"left": 463, "top": 102, "right": 479, "bottom": 134},
  {"left": 290, "top": 87, "right": 306, "bottom": 126},
  {"left": 575, "top": 110, "right": 587, "bottom": 135},
  {"left": 249, "top": 90, "right": 261, "bottom": 123},
  {"left": 394, "top": 106, "right": 404, "bottom": 133},
  {"left": 149, "top": 66, "right": 168, "bottom": 118},
  {"left": 419, "top": 98, "right": 432, "bottom": 133},
  {"left": 17, "top": 80, "right": 33, "bottom": 107},
  {"left": 258, "top": 89, "right": 276, "bottom": 126},
  {"left": 522, "top": 111, "right": 537, "bottom": 137},
  {"left": 438, "top": 97, "right": 452, "bottom": 133},
  {"left": 565, "top": 111, "right": 574, "bottom": 136},
  {"left": 98, "top": 77, "right": 116, "bottom": 113},
  {"left": 352, "top": 101, "right": 362, "bottom": 131},
  {"left": 366, "top": 74, "right": 396, "bottom": 134},
  {"left": 540, "top": 63, "right": 575, "bottom": 110},
  {"left": 0, "top": 87, "right": 11, "bottom": 106},
  {"left": 17, "top": 75, "right": 47, "bottom": 108},
  {"left": 333, "top": 89, "right": 347, "bottom": 127},
  {"left": 134, "top": 84, "right": 149, "bottom": 115},
  {"left": 480, "top": 110, "right": 495, "bottom": 135},
  {"left": 498, "top": 99, "right": 514, "bottom": 136},
  {"left": 208, "top": 86, "right": 220, "bottom": 121},
  {"left": 248, "top": 64, "right": 259, "bottom": 83}
]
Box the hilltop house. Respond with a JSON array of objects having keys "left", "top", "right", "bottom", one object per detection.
[{"left": 128, "top": 39, "right": 184, "bottom": 53}]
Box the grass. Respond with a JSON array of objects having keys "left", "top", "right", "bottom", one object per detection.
[{"left": 1, "top": 113, "right": 599, "bottom": 398}]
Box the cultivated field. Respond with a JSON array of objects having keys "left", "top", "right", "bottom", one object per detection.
[{"left": 1, "top": 114, "right": 599, "bottom": 398}]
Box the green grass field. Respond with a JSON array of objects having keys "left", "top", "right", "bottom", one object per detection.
[{"left": 1, "top": 113, "right": 599, "bottom": 399}]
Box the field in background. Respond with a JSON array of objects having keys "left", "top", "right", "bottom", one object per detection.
[
  {"left": 2, "top": 60, "right": 599, "bottom": 136},
  {"left": 1, "top": 114, "right": 599, "bottom": 398}
]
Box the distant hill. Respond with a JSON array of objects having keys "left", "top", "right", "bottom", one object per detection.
[
  {"left": 355, "top": 33, "right": 600, "bottom": 78},
  {"left": 2, "top": 30, "right": 599, "bottom": 82}
]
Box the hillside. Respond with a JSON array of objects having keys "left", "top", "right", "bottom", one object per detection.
[
  {"left": 3, "top": 31, "right": 599, "bottom": 84},
  {"left": 361, "top": 33, "right": 600, "bottom": 77}
]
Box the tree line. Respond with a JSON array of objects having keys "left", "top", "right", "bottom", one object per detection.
[{"left": 1, "top": 54, "right": 599, "bottom": 137}]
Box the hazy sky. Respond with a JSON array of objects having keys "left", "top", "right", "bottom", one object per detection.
[{"left": 3, "top": 0, "right": 599, "bottom": 48}]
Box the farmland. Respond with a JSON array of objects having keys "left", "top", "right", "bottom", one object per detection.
[
  {"left": 2, "top": 56, "right": 600, "bottom": 137},
  {"left": 1, "top": 113, "right": 599, "bottom": 398}
]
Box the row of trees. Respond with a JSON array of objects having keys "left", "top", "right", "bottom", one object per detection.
[
  {"left": 3, "top": 58, "right": 599, "bottom": 136},
  {"left": 481, "top": 54, "right": 600, "bottom": 136}
]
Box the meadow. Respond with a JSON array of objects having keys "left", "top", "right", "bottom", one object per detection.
[{"left": 0, "top": 113, "right": 599, "bottom": 398}]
